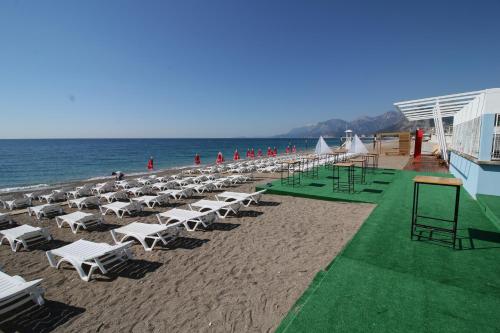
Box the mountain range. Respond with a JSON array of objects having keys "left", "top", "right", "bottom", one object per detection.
[{"left": 275, "top": 111, "right": 445, "bottom": 138}]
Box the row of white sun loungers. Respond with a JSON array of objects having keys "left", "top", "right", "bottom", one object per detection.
[{"left": 0, "top": 189, "right": 267, "bottom": 320}]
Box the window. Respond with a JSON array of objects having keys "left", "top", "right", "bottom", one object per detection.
[{"left": 452, "top": 117, "right": 481, "bottom": 158}]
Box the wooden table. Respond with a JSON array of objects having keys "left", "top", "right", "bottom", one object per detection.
[
  {"left": 332, "top": 162, "right": 355, "bottom": 193},
  {"left": 411, "top": 176, "right": 463, "bottom": 249}
]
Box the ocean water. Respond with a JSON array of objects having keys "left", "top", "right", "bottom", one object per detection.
[{"left": 0, "top": 138, "right": 342, "bottom": 191}]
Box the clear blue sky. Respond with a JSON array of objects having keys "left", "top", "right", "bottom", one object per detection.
[{"left": 1, "top": 0, "right": 499, "bottom": 138}]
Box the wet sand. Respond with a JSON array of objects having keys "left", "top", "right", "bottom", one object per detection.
[{"left": 0, "top": 173, "right": 374, "bottom": 332}]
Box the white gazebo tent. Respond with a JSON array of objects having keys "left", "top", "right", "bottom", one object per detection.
[
  {"left": 314, "top": 136, "right": 332, "bottom": 155},
  {"left": 394, "top": 90, "right": 484, "bottom": 162},
  {"left": 348, "top": 134, "right": 369, "bottom": 155}
]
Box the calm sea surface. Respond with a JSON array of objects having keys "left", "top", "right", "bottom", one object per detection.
[{"left": 0, "top": 138, "right": 342, "bottom": 191}]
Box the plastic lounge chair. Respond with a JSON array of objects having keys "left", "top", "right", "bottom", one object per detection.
[
  {"left": 156, "top": 208, "right": 217, "bottom": 231},
  {"left": 55, "top": 212, "right": 103, "bottom": 234},
  {"left": 2, "top": 197, "right": 32, "bottom": 210},
  {"left": 110, "top": 221, "right": 183, "bottom": 251},
  {"left": 115, "top": 180, "right": 140, "bottom": 189},
  {"left": 68, "top": 196, "right": 100, "bottom": 209},
  {"left": 0, "top": 225, "right": 51, "bottom": 252},
  {"left": 126, "top": 186, "right": 152, "bottom": 197},
  {"left": 100, "top": 201, "right": 142, "bottom": 218},
  {"left": 0, "top": 271, "right": 44, "bottom": 318},
  {"left": 39, "top": 191, "right": 67, "bottom": 204},
  {"left": 67, "top": 184, "right": 93, "bottom": 199},
  {"left": 100, "top": 191, "right": 129, "bottom": 203},
  {"left": 158, "top": 188, "right": 193, "bottom": 200},
  {"left": 216, "top": 190, "right": 267, "bottom": 207},
  {"left": 0, "top": 213, "right": 13, "bottom": 229},
  {"left": 131, "top": 194, "right": 170, "bottom": 209},
  {"left": 189, "top": 199, "right": 243, "bottom": 218},
  {"left": 46, "top": 239, "right": 133, "bottom": 281},
  {"left": 92, "top": 182, "right": 115, "bottom": 195},
  {"left": 151, "top": 182, "right": 171, "bottom": 191},
  {"left": 27, "top": 204, "right": 64, "bottom": 220},
  {"left": 182, "top": 183, "right": 212, "bottom": 194}
]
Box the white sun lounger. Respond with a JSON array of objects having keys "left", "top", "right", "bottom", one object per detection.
[
  {"left": 1, "top": 197, "right": 32, "bottom": 210},
  {"left": 110, "top": 221, "right": 183, "bottom": 251},
  {"left": 216, "top": 190, "right": 267, "bottom": 207},
  {"left": 158, "top": 188, "right": 193, "bottom": 200},
  {"left": 135, "top": 177, "right": 154, "bottom": 185},
  {"left": 55, "top": 212, "right": 103, "bottom": 234},
  {"left": 189, "top": 199, "right": 243, "bottom": 218},
  {"left": 100, "top": 190, "right": 129, "bottom": 203},
  {"left": 0, "top": 213, "right": 13, "bottom": 229},
  {"left": 92, "top": 182, "right": 115, "bottom": 195},
  {"left": 67, "top": 184, "right": 93, "bottom": 198},
  {"left": 46, "top": 239, "right": 133, "bottom": 281},
  {"left": 131, "top": 194, "right": 170, "bottom": 209},
  {"left": 39, "top": 191, "right": 67, "bottom": 204},
  {"left": 0, "top": 271, "right": 44, "bottom": 318},
  {"left": 100, "top": 201, "right": 142, "bottom": 218},
  {"left": 126, "top": 186, "right": 153, "bottom": 197},
  {"left": 27, "top": 204, "right": 64, "bottom": 220},
  {"left": 115, "top": 180, "right": 140, "bottom": 189},
  {"left": 156, "top": 208, "right": 218, "bottom": 231},
  {"left": 68, "top": 196, "right": 100, "bottom": 209},
  {"left": 151, "top": 182, "right": 171, "bottom": 191},
  {"left": 0, "top": 225, "right": 51, "bottom": 252},
  {"left": 182, "top": 183, "right": 212, "bottom": 194}
]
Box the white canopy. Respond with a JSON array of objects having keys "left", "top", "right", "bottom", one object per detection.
[
  {"left": 314, "top": 136, "right": 332, "bottom": 155},
  {"left": 348, "top": 135, "right": 368, "bottom": 155}
]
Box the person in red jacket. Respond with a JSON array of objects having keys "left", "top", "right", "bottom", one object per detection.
[
  {"left": 194, "top": 153, "right": 201, "bottom": 165},
  {"left": 147, "top": 156, "right": 154, "bottom": 170}
]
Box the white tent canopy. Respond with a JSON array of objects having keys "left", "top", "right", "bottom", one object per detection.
[
  {"left": 314, "top": 136, "right": 332, "bottom": 155},
  {"left": 348, "top": 135, "right": 368, "bottom": 155}
]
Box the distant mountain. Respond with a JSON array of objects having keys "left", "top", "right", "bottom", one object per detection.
[{"left": 275, "top": 111, "right": 450, "bottom": 138}]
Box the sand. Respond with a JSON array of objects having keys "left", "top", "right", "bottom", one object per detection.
[{"left": 0, "top": 173, "right": 374, "bottom": 333}]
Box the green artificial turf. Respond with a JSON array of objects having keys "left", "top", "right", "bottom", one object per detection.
[
  {"left": 477, "top": 194, "right": 500, "bottom": 229},
  {"left": 275, "top": 170, "right": 500, "bottom": 333},
  {"left": 256, "top": 167, "right": 399, "bottom": 204}
]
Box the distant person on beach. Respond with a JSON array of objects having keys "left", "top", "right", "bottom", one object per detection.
[
  {"left": 112, "top": 171, "right": 124, "bottom": 181},
  {"left": 373, "top": 136, "right": 377, "bottom": 149},
  {"left": 147, "top": 156, "right": 154, "bottom": 170},
  {"left": 194, "top": 153, "right": 201, "bottom": 165}
]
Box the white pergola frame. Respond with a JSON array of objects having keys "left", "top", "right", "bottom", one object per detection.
[{"left": 394, "top": 90, "right": 485, "bottom": 163}]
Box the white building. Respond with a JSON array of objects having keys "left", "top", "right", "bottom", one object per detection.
[{"left": 395, "top": 88, "right": 500, "bottom": 198}]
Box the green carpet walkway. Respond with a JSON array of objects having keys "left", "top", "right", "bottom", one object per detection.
[{"left": 276, "top": 170, "right": 500, "bottom": 333}]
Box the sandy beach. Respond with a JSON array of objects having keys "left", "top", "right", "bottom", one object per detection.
[{"left": 0, "top": 170, "right": 377, "bottom": 333}]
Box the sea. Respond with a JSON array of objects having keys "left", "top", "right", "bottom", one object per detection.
[{"left": 0, "top": 138, "right": 343, "bottom": 192}]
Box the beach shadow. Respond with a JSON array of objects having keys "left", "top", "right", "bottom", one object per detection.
[
  {"left": 257, "top": 200, "right": 281, "bottom": 207},
  {"left": 0, "top": 300, "right": 85, "bottom": 333},
  {"left": 237, "top": 210, "right": 264, "bottom": 218},
  {"left": 36, "top": 239, "right": 72, "bottom": 251},
  {"left": 207, "top": 222, "right": 240, "bottom": 231},
  {"left": 166, "top": 237, "right": 209, "bottom": 250},
  {"left": 362, "top": 189, "right": 383, "bottom": 194},
  {"left": 99, "top": 259, "right": 162, "bottom": 281}
]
